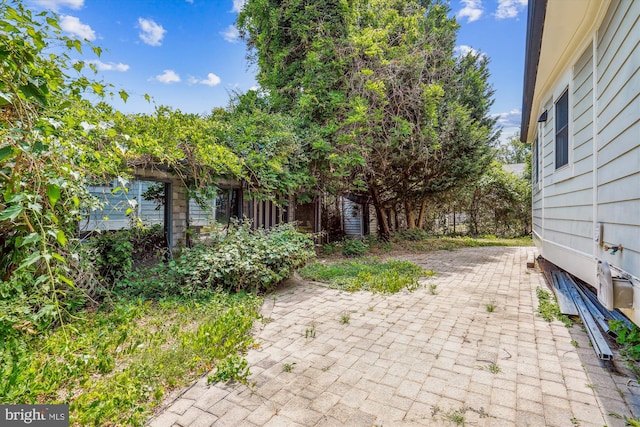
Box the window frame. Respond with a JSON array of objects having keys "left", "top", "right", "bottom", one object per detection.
[{"left": 554, "top": 89, "right": 569, "bottom": 169}]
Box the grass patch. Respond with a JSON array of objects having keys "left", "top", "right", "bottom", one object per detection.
[
  {"left": 0, "top": 291, "right": 262, "bottom": 426},
  {"left": 365, "top": 235, "right": 532, "bottom": 254},
  {"left": 299, "top": 258, "right": 434, "bottom": 294}
]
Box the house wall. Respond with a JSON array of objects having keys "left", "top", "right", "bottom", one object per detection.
[
  {"left": 532, "top": 0, "right": 640, "bottom": 322},
  {"left": 594, "top": 0, "right": 640, "bottom": 283}
]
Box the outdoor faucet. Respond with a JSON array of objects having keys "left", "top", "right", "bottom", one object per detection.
[{"left": 604, "top": 244, "right": 622, "bottom": 255}]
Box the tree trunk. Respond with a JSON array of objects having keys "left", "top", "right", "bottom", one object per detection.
[
  {"left": 416, "top": 199, "right": 428, "bottom": 229},
  {"left": 405, "top": 199, "right": 416, "bottom": 229},
  {"left": 368, "top": 182, "right": 390, "bottom": 241}
]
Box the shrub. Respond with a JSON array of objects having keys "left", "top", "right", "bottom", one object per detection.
[
  {"left": 170, "top": 222, "right": 315, "bottom": 294},
  {"left": 89, "top": 225, "right": 165, "bottom": 283},
  {"left": 342, "top": 239, "right": 368, "bottom": 257}
]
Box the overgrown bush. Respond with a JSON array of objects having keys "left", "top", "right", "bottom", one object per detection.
[
  {"left": 89, "top": 225, "right": 165, "bottom": 283},
  {"left": 168, "top": 222, "right": 315, "bottom": 294},
  {"left": 342, "top": 239, "right": 368, "bottom": 257}
]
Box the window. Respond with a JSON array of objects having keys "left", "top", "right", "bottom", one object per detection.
[
  {"left": 533, "top": 136, "right": 539, "bottom": 186},
  {"left": 555, "top": 90, "right": 569, "bottom": 168}
]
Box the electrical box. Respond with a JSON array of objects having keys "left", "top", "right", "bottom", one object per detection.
[{"left": 597, "top": 260, "right": 634, "bottom": 310}]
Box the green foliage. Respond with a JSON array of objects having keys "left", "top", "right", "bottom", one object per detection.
[
  {"left": 239, "top": 0, "right": 498, "bottom": 240},
  {"left": 0, "top": 1, "right": 121, "bottom": 337},
  {"left": 300, "top": 258, "right": 431, "bottom": 294},
  {"left": 464, "top": 161, "right": 532, "bottom": 237},
  {"left": 209, "top": 354, "right": 251, "bottom": 385},
  {"left": 536, "top": 287, "right": 573, "bottom": 327},
  {"left": 0, "top": 292, "right": 261, "bottom": 425},
  {"left": 495, "top": 132, "right": 530, "bottom": 164},
  {"left": 610, "top": 320, "right": 640, "bottom": 380},
  {"left": 340, "top": 312, "right": 350, "bottom": 324},
  {"left": 89, "top": 225, "right": 165, "bottom": 283},
  {"left": 364, "top": 234, "right": 532, "bottom": 254},
  {"left": 282, "top": 362, "right": 296, "bottom": 373},
  {"left": 169, "top": 222, "right": 315, "bottom": 294},
  {"left": 342, "top": 239, "right": 368, "bottom": 257},
  {"left": 395, "top": 228, "right": 430, "bottom": 241}
]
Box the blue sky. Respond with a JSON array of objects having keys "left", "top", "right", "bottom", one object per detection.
[{"left": 29, "top": 0, "right": 527, "bottom": 142}]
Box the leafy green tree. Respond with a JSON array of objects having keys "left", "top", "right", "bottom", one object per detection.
[
  {"left": 239, "top": 0, "right": 498, "bottom": 240},
  {"left": 339, "top": 0, "right": 496, "bottom": 238},
  {"left": 464, "top": 161, "right": 531, "bottom": 236},
  {"left": 237, "top": 0, "right": 359, "bottom": 195},
  {"left": 211, "top": 92, "right": 314, "bottom": 200},
  {"left": 495, "top": 132, "right": 530, "bottom": 164}
]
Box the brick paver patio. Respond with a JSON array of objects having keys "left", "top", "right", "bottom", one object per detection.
[{"left": 149, "top": 246, "right": 640, "bottom": 426}]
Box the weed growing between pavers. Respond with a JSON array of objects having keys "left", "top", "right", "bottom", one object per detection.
[
  {"left": 486, "top": 363, "right": 501, "bottom": 374},
  {"left": 536, "top": 287, "right": 573, "bottom": 327},
  {"left": 428, "top": 405, "right": 493, "bottom": 426},
  {"left": 300, "top": 258, "right": 434, "bottom": 294},
  {"left": 304, "top": 322, "right": 317, "bottom": 339},
  {"left": 340, "top": 311, "right": 351, "bottom": 324}
]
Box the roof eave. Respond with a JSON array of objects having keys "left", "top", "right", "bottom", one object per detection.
[{"left": 520, "top": 0, "right": 547, "bottom": 143}]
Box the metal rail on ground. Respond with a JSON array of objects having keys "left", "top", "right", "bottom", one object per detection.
[
  {"left": 551, "top": 271, "right": 579, "bottom": 316},
  {"left": 564, "top": 274, "right": 614, "bottom": 360}
]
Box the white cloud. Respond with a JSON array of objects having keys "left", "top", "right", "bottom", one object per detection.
[
  {"left": 138, "top": 18, "right": 166, "bottom": 46},
  {"left": 231, "top": 0, "right": 246, "bottom": 13},
  {"left": 221, "top": 25, "right": 240, "bottom": 43},
  {"left": 153, "top": 70, "right": 181, "bottom": 84},
  {"left": 60, "top": 15, "right": 95, "bottom": 40},
  {"left": 87, "top": 60, "right": 130, "bottom": 72},
  {"left": 493, "top": 109, "right": 522, "bottom": 128},
  {"left": 189, "top": 73, "right": 221, "bottom": 87},
  {"left": 32, "top": 0, "right": 83, "bottom": 11},
  {"left": 454, "top": 45, "right": 484, "bottom": 58},
  {"left": 495, "top": 0, "right": 527, "bottom": 19},
  {"left": 457, "top": 0, "right": 483, "bottom": 23}
]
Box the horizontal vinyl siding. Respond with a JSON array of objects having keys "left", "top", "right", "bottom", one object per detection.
[
  {"left": 81, "top": 180, "right": 164, "bottom": 231},
  {"left": 596, "top": 0, "right": 640, "bottom": 278},
  {"left": 537, "top": 44, "right": 596, "bottom": 258}
]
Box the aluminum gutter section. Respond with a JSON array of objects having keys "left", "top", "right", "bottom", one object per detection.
[{"left": 520, "top": 0, "right": 547, "bottom": 143}]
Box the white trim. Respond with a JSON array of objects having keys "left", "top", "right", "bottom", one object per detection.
[
  {"left": 538, "top": 237, "right": 595, "bottom": 286},
  {"left": 592, "top": 34, "right": 599, "bottom": 262}
]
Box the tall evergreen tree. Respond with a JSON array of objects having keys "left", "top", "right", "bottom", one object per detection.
[{"left": 238, "top": 0, "right": 498, "bottom": 240}]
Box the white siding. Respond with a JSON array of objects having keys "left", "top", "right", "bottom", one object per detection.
[
  {"left": 341, "top": 197, "right": 364, "bottom": 237},
  {"left": 595, "top": 0, "right": 640, "bottom": 278},
  {"left": 80, "top": 180, "right": 164, "bottom": 231},
  {"left": 537, "top": 44, "right": 595, "bottom": 259}
]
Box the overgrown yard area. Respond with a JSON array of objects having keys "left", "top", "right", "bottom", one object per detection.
[
  {"left": 2, "top": 293, "right": 261, "bottom": 426},
  {"left": 0, "top": 223, "right": 315, "bottom": 426}
]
